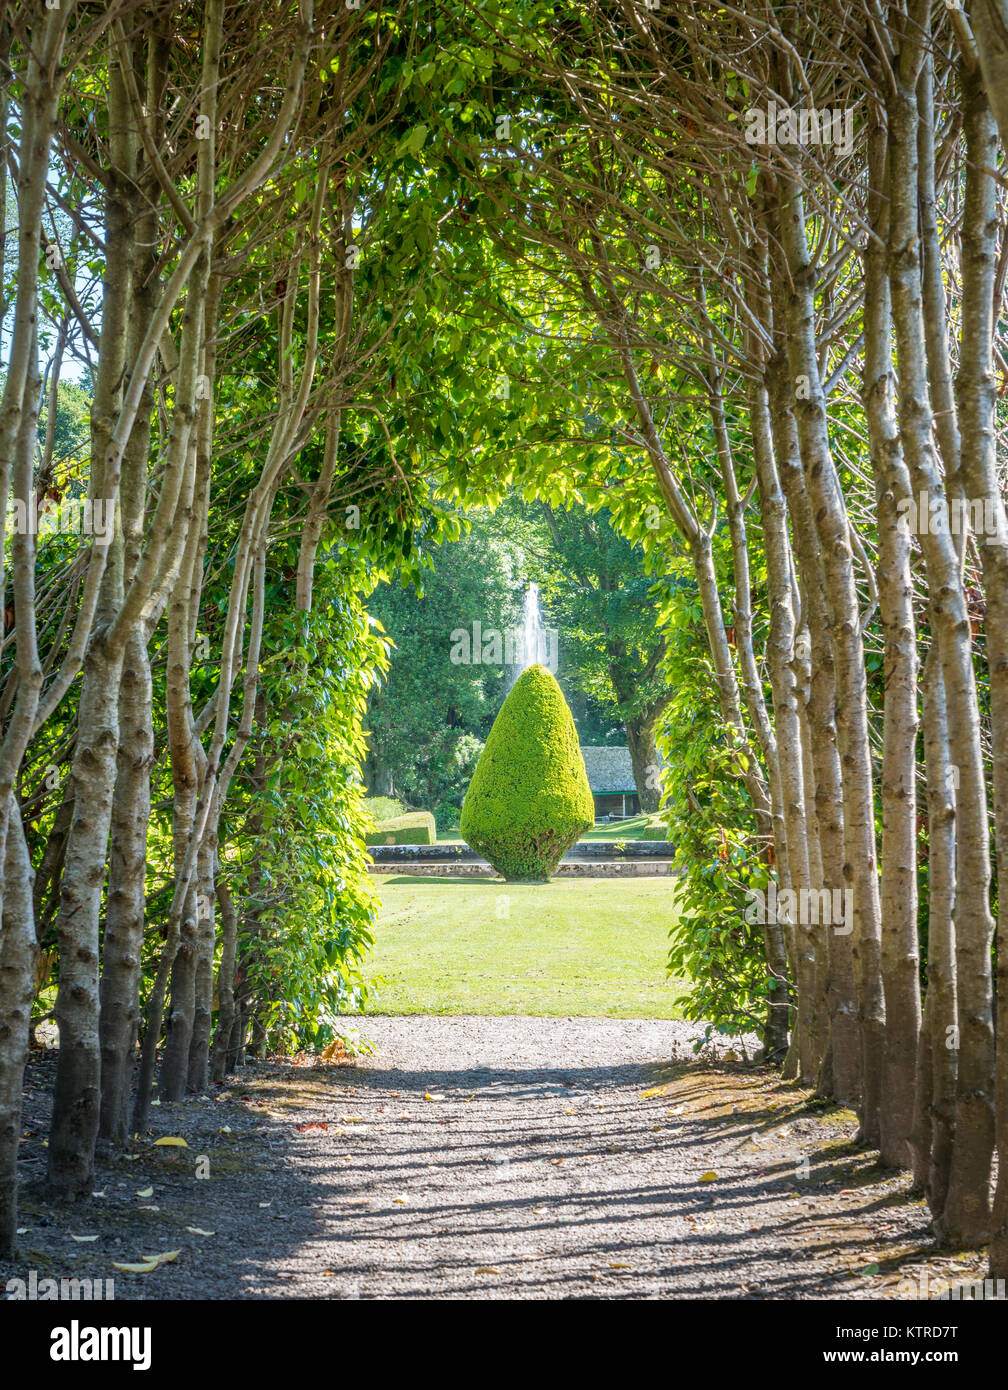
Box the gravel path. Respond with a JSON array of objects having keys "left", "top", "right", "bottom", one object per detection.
[{"left": 6, "top": 1016, "right": 962, "bottom": 1301}]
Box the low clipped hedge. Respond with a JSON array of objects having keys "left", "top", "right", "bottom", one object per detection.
[
  {"left": 460, "top": 664, "right": 594, "bottom": 881},
  {"left": 365, "top": 810, "right": 436, "bottom": 846}
]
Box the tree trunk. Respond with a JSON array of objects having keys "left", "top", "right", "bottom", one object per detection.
[
  {"left": 0, "top": 804, "right": 36, "bottom": 1256},
  {"left": 625, "top": 712, "right": 660, "bottom": 813},
  {"left": 887, "top": 70, "right": 995, "bottom": 1245},
  {"left": 863, "top": 112, "right": 921, "bottom": 1168},
  {"left": 97, "top": 126, "right": 159, "bottom": 1143},
  {"left": 767, "top": 300, "right": 861, "bottom": 1108},
  {"left": 187, "top": 840, "right": 216, "bottom": 1093},
  {"left": 776, "top": 180, "right": 884, "bottom": 1143},
  {"left": 952, "top": 68, "right": 1008, "bottom": 1272},
  {"left": 748, "top": 362, "right": 820, "bottom": 1084},
  {"left": 909, "top": 643, "right": 957, "bottom": 1217},
  {"left": 98, "top": 626, "right": 153, "bottom": 1144},
  {"left": 48, "top": 640, "right": 125, "bottom": 1198},
  {"left": 210, "top": 871, "right": 238, "bottom": 1082}
]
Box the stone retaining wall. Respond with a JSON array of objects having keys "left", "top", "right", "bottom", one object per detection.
[{"left": 369, "top": 859, "right": 678, "bottom": 878}]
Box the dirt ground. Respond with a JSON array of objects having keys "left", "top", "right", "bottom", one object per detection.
[{"left": 1, "top": 1016, "right": 989, "bottom": 1300}]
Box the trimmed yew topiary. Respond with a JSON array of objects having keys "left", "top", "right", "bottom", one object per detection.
[{"left": 460, "top": 664, "right": 594, "bottom": 881}]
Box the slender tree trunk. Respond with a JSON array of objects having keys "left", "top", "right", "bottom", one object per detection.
[
  {"left": 210, "top": 870, "right": 238, "bottom": 1082},
  {"left": 0, "top": 6, "right": 70, "bottom": 1226},
  {"left": 705, "top": 381, "right": 800, "bottom": 1070},
  {"left": 98, "top": 626, "right": 153, "bottom": 1144},
  {"left": 887, "top": 69, "right": 995, "bottom": 1245},
  {"left": 952, "top": 68, "right": 1008, "bottom": 1273},
  {"left": 748, "top": 367, "right": 819, "bottom": 1083},
  {"left": 159, "top": 513, "right": 204, "bottom": 1101},
  {"left": 768, "top": 314, "right": 861, "bottom": 1107},
  {"left": 0, "top": 804, "right": 36, "bottom": 1257},
  {"left": 913, "top": 45, "right": 961, "bottom": 1224},
  {"left": 187, "top": 841, "right": 216, "bottom": 1093},
  {"left": 910, "top": 643, "right": 957, "bottom": 1217},
  {"left": 98, "top": 87, "right": 159, "bottom": 1141},
  {"left": 969, "top": 0, "right": 1008, "bottom": 156},
  {"left": 776, "top": 181, "right": 884, "bottom": 1143},
  {"left": 863, "top": 112, "right": 921, "bottom": 1168}
]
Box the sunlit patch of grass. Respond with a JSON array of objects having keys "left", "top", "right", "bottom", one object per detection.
[{"left": 361, "top": 875, "right": 685, "bottom": 1017}]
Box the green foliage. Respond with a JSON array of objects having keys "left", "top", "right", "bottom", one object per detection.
[
  {"left": 365, "top": 811, "right": 436, "bottom": 845},
  {"left": 364, "top": 508, "right": 521, "bottom": 808},
  {"left": 217, "top": 570, "right": 389, "bottom": 1055},
  {"left": 434, "top": 799, "right": 462, "bottom": 831},
  {"left": 656, "top": 576, "right": 773, "bottom": 1045},
  {"left": 364, "top": 796, "right": 408, "bottom": 824},
  {"left": 500, "top": 495, "right": 673, "bottom": 751},
  {"left": 460, "top": 664, "right": 594, "bottom": 880}
]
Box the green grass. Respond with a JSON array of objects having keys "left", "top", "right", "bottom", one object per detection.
[
  {"left": 435, "top": 814, "right": 669, "bottom": 844},
  {"left": 362, "top": 875, "right": 685, "bottom": 1017},
  {"left": 580, "top": 814, "right": 668, "bottom": 841}
]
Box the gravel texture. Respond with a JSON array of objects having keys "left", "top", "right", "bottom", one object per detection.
[{"left": 3, "top": 1016, "right": 976, "bottom": 1301}]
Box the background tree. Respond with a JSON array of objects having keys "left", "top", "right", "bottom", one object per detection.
[
  {"left": 503, "top": 495, "right": 672, "bottom": 810},
  {"left": 364, "top": 508, "right": 522, "bottom": 816}
]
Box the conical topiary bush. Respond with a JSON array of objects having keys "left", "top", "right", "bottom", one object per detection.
[{"left": 460, "top": 664, "right": 594, "bottom": 881}]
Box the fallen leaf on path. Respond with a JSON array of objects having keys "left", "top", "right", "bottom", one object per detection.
[
  {"left": 112, "top": 1259, "right": 160, "bottom": 1274},
  {"left": 475, "top": 1266, "right": 502, "bottom": 1275},
  {"left": 608, "top": 1262, "right": 633, "bottom": 1270},
  {"left": 154, "top": 1136, "right": 188, "bottom": 1147},
  {"left": 141, "top": 1250, "right": 181, "bottom": 1267},
  {"left": 424, "top": 1092, "right": 444, "bottom": 1102},
  {"left": 136, "top": 1187, "right": 154, "bottom": 1198},
  {"left": 70, "top": 1234, "right": 98, "bottom": 1242},
  {"left": 699, "top": 1171, "right": 718, "bottom": 1183},
  {"left": 295, "top": 1121, "right": 328, "bottom": 1133},
  {"left": 639, "top": 1084, "right": 671, "bottom": 1099}
]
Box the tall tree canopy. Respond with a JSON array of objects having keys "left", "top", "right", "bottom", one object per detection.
[{"left": 3, "top": 0, "right": 1008, "bottom": 1291}]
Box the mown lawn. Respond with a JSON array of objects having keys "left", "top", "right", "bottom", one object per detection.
[
  {"left": 580, "top": 814, "right": 668, "bottom": 841},
  {"left": 362, "top": 875, "right": 685, "bottom": 1017},
  {"left": 436, "top": 814, "right": 669, "bottom": 844}
]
